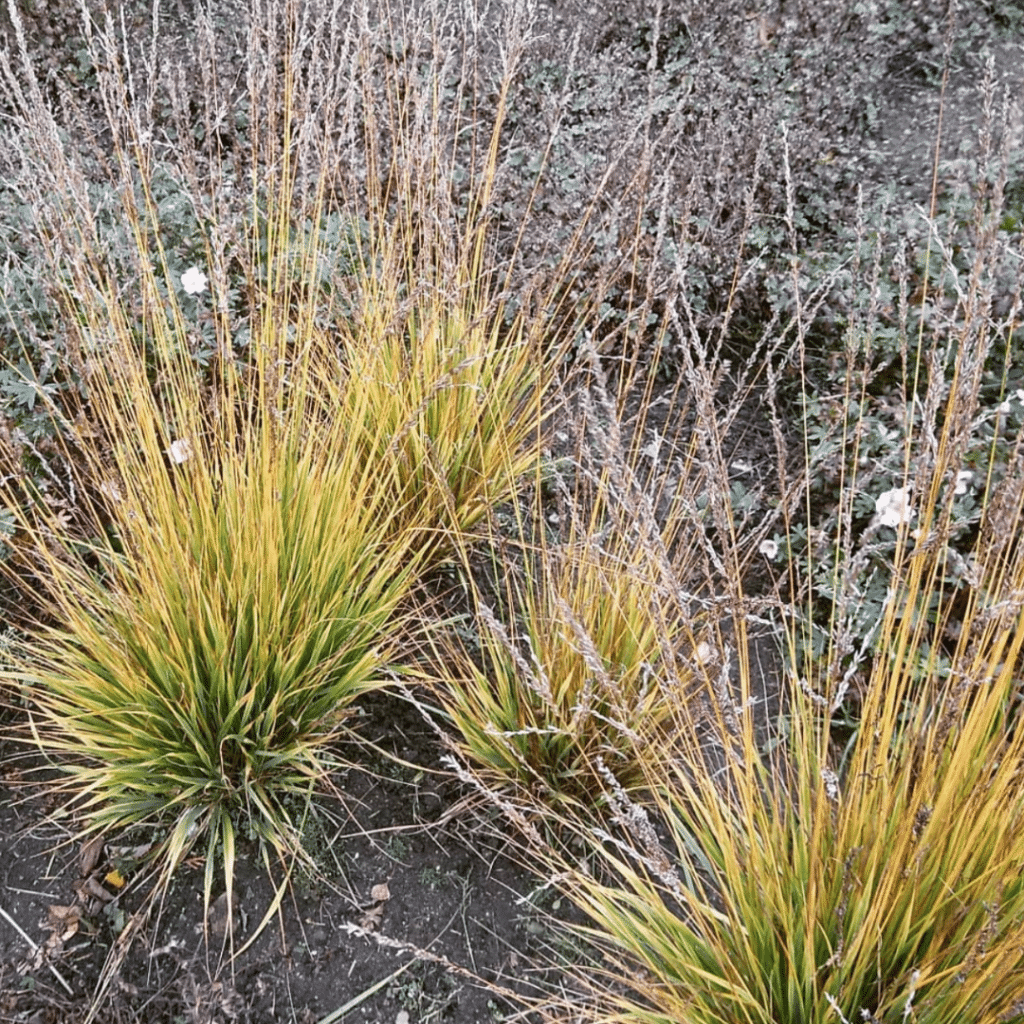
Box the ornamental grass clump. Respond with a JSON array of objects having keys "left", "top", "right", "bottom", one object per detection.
[
  {"left": 428, "top": 371, "right": 708, "bottom": 814},
  {"left": 557, "top": 517, "right": 1024, "bottom": 1023},
  {"left": 431, "top": 532, "right": 692, "bottom": 812},
  {"left": 333, "top": 223, "right": 549, "bottom": 560},
  {"left": 0, "top": 219, "right": 426, "bottom": 898}
]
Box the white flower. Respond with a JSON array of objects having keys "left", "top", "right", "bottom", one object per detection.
[
  {"left": 694, "top": 640, "right": 715, "bottom": 666},
  {"left": 166, "top": 438, "right": 193, "bottom": 464},
  {"left": 997, "top": 399, "right": 1013, "bottom": 415},
  {"left": 875, "top": 485, "right": 914, "bottom": 528},
  {"left": 759, "top": 538, "right": 779, "bottom": 560},
  {"left": 180, "top": 266, "right": 208, "bottom": 295},
  {"left": 1016, "top": 389, "right": 1024, "bottom": 403},
  {"left": 953, "top": 470, "right": 973, "bottom": 496}
]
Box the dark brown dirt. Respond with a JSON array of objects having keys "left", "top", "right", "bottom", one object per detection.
[
  {"left": 868, "top": 39, "right": 1024, "bottom": 203},
  {"left": 0, "top": 692, "right": 569, "bottom": 1024}
]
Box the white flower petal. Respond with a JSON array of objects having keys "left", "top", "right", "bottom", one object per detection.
[
  {"left": 181, "top": 266, "right": 209, "bottom": 295},
  {"left": 875, "top": 486, "right": 913, "bottom": 528},
  {"left": 167, "top": 438, "right": 193, "bottom": 464},
  {"left": 694, "top": 640, "right": 715, "bottom": 665}
]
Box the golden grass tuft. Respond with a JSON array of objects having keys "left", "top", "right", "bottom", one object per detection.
[
  {"left": 0, "top": 217, "right": 430, "bottom": 897},
  {"left": 331, "top": 220, "right": 550, "bottom": 559},
  {"left": 557, "top": 541, "right": 1024, "bottom": 1022},
  {"left": 428, "top": 526, "right": 697, "bottom": 812}
]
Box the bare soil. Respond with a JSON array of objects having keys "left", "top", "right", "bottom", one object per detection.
[{"left": 0, "top": 691, "right": 570, "bottom": 1024}]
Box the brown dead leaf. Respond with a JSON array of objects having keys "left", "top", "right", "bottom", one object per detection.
[
  {"left": 79, "top": 835, "right": 105, "bottom": 876},
  {"left": 78, "top": 875, "right": 116, "bottom": 904},
  {"left": 106, "top": 841, "right": 155, "bottom": 864},
  {"left": 356, "top": 881, "right": 391, "bottom": 929},
  {"left": 357, "top": 903, "right": 384, "bottom": 931},
  {"left": 44, "top": 905, "right": 80, "bottom": 940},
  {"left": 32, "top": 905, "right": 80, "bottom": 968}
]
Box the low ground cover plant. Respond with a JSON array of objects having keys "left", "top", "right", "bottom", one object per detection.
[{"left": 769, "top": 165, "right": 1024, "bottom": 752}]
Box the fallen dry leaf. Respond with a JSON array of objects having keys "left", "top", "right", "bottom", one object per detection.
[
  {"left": 107, "top": 842, "right": 155, "bottom": 863},
  {"left": 76, "top": 875, "right": 116, "bottom": 905},
  {"left": 44, "top": 905, "right": 80, "bottom": 940},
  {"left": 32, "top": 905, "right": 81, "bottom": 968},
  {"left": 357, "top": 903, "right": 384, "bottom": 931},
  {"left": 79, "top": 835, "right": 105, "bottom": 876}
]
